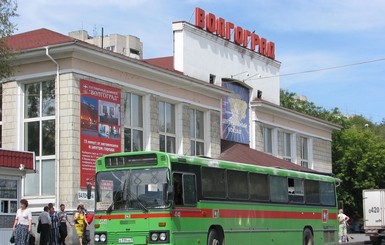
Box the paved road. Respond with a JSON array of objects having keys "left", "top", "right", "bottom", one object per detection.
[{"left": 344, "top": 233, "right": 371, "bottom": 244}]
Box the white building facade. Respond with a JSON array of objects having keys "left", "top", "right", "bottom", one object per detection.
[{"left": 0, "top": 7, "right": 339, "bottom": 243}]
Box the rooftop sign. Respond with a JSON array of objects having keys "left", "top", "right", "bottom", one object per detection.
[{"left": 194, "top": 7, "right": 275, "bottom": 60}]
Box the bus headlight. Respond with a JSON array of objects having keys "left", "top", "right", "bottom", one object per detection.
[
  {"left": 100, "top": 234, "right": 107, "bottom": 242},
  {"left": 151, "top": 233, "right": 159, "bottom": 241},
  {"left": 94, "top": 233, "right": 107, "bottom": 243},
  {"left": 149, "top": 231, "right": 169, "bottom": 243},
  {"left": 159, "top": 232, "right": 167, "bottom": 241}
]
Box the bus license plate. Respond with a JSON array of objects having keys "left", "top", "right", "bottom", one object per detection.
[{"left": 118, "top": 238, "right": 133, "bottom": 243}]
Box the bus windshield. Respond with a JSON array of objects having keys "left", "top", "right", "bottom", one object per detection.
[{"left": 95, "top": 168, "right": 169, "bottom": 212}]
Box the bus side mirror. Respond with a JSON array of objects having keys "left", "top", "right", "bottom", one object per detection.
[{"left": 87, "top": 184, "right": 92, "bottom": 199}]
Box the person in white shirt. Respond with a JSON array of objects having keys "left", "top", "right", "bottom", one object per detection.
[
  {"left": 337, "top": 209, "right": 350, "bottom": 243},
  {"left": 12, "top": 199, "right": 32, "bottom": 245}
]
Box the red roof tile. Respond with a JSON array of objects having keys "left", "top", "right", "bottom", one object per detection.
[
  {"left": 218, "top": 143, "right": 318, "bottom": 173},
  {"left": 5, "top": 28, "right": 75, "bottom": 51},
  {"left": 143, "top": 56, "right": 182, "bottom": 74}
]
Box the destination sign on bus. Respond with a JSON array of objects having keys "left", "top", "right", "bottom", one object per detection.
[{"left": 105, "top": 153, "right": 158, "bottom": 168}]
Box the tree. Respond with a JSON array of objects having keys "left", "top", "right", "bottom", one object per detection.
[
  {"left": 333, "top": 124, "right": 385, "bottom": 217},
  {"left": 0, "top": 0, "right": 18, "bottom": 79},
  {"left": 280, "top": 89, "right": 385, "bottom": 219},
  {"left": 280, "top": 89, "right": 344, "bottom": 124}
]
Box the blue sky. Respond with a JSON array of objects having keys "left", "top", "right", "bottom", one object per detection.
[{"left": 13, "top": 0, "right": 385, "bottom": 123}]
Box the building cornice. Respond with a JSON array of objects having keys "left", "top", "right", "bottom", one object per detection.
[
  {"left": 6, "top": 41, "right": 231, "bottom": 99},
  {"left": 251, "top": 99, "right": 342, "bottom": 131}
]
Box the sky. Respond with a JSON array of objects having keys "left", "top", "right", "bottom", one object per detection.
[{"left": 12, "top": 0, "right": 385, "bottom": 123}]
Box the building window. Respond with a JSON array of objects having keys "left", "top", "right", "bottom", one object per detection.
[
  {"left": 189, "top": 109, "right": 204, "bottom": 156},
  {"left": 129, "top": 48, "right": 140, "bottom": 56},
  {"left": 300, "top": 136, "right": 309, "bottom": 167},
  {"left": 209, "top": 74, "right": 216, "bottom": 84},
  {"left": 283, "top": 132, "right": 292, "bottom": 161},
  {"left": 0, "top": 178, "right": 18, "bottom": 228},
  {"left": 123, "top": 93, "right": 143, "bottom": 152},
  {"left": 105, "top": 45, "right": 115, "bottom": 52},
  {"left": 23, "top": 80, "right": 55, "bottom": 196},
  {"left": 159, "top": 101, "right": 175, "bottom": 153},
  {"left": 263, "top": 127, "right": 273, "bottom": 154}
]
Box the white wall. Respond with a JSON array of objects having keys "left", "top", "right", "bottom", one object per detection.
[{"left": 173, "top": 22, "right": 281, "bottom": 105}]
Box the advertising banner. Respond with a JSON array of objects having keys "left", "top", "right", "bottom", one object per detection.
[
  {"left": 80, "top": 79, "right": 121, "bottom": 188},
  {"left": 222, "top": 82, "right": 250, "bottom": 144}
]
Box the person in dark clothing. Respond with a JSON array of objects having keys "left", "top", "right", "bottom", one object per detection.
[
  {"left": 58, "top": 204, "right": 71, "bottom": 245},
  {"left": 38, "top": 206, "right": 52, "bottom": 245},
  {"left": 48, "top": 203, "right": 60, "bottom": 245}
]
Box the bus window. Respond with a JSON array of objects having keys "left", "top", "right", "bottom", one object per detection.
[
  {"left": 173, "top": 173, "right": 197, "bottom": 206},
  {"left": 227, "top": 170, "right": 248, "bottom": 200},
  {"left": 249, "top": 173, "right": 269, "bottom": 201},
  {"left": 173, "top": 173, "right": 183, "bottom": 205},
  {"left": 270, "top": 175, "right": 288, "bottom": 203},
  {"left": 320, "top": 181, "right": 336, "bottom": 206},
  {"left": 201, "top": 167, "right": 226, "bottom": 199},
  {"left": 305, "top": 180, "right": 320, "bottom": 204},
  {"left": 288, "top": 178, "right": 304, "bottom": 203},
  {"left": 183, "top": 174, "right": 197, "bottom": 206}
]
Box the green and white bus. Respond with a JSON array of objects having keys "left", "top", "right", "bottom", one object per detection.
[{"left": 90, "top": 151, "right": 338, "bottom": 245}]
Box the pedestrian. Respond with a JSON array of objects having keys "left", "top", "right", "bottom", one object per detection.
[
  {"left": 338, "top": 209, "right": 350, "bottom": 243},
  {"left": 38, "top": 206, "right": 52, "bottom": 245},
  {"left": 48, "top": 203, "right": 60, "bottom": 245},
  {"left": 73, "top": 204, "right": 89, "bottom": 245},
  {"left": 57, "top": 204, "right": 71, "bottom": 245},
  {"left": 12, "top": 199, "right": 32, "bottom": 245}
]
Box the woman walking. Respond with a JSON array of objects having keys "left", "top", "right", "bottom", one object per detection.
[
  {"left": 73, "top": 204, "right": 89, "bottom": 245},
  {"left": 12, "top": 199, "right": 32, "bottom": 245}
]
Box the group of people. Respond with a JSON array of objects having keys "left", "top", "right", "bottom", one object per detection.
[
  {"left": 12, "top": 199, "right": 90, "bottom": 245},
  {"left": 37, "top": 203, "right": 73, "bottom": 245}
]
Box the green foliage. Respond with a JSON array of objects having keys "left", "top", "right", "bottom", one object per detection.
[
  {"left": 280, "top": 89, "right": 344, "bottom": 124},
  {"left": 280, "top": 89, "right": 385, "bottom": 218},
  {"left": 0, "top": 0, "right": 18, "bottom": 79}
]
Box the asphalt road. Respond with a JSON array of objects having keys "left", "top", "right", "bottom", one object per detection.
[{"left": 345, "top": 233, "right": 372, "bottom": 244}]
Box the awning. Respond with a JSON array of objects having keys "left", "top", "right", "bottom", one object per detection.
[{"left": 0, "top": 149, "right": 35, "bottom": 172}]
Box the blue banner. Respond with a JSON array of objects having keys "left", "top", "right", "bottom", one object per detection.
[{"left": 222, "top": 82, "right": 250, "bottom": 144}]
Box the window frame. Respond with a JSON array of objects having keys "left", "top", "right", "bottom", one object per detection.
[
  {"left": 158, "top": 101, "right": 176, "bottom": 153},
  {"left": 263, "top": 127, "right": 273, "bottom": 154},
  {"left": 123, "top": 92, "right": 144, "bottom": 152},
  {"left": 189, "top": 108, "right": 205, "bottom": 156},
  {"left": 23, "top": 80, "right": 56, "bottom": 197},
  {"left": 300, "top": 136, "right": 309, "bottom": 167}
]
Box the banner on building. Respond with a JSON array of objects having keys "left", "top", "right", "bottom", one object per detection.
[
  {"left": 222, "top": 81, "right": 250, "bottom": 144},
  {"left": 80, "top": 79, "right": 121, "bottom": 188}
]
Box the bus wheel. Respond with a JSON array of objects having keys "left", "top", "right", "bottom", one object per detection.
[
  {"left": 303, "top": 228, "right": 314, "bottom": 245},
  {"left": 208, "top": 229, "right": 222, "bottom": 245}
]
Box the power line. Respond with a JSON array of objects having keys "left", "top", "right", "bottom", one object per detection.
[{"left": 246, "top": 57, "right": 385, "bottom": 81}]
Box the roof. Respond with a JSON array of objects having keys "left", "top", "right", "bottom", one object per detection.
[
  {"left": 5, "top": 28, "right": 76, "bottom": 51},
  {"left": 218, "top": 143, "right": 320, "bottom": 174},
  {"left": 143, "top": 56, "right": 179, "bottom": 73},
  {"left": 0, "top": 149, "right": 35, "bottom": 171}
]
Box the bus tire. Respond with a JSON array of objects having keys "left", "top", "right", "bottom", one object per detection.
[
  {"left": 303, "top": 228, "right": 314, "bottom": 245},
  {"left": 208, "top": 229, "right": 223, "bottom": 245}
]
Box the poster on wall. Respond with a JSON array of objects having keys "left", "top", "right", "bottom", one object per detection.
[
  {"left": 80, "top": 79, "right": 121, "bottom": 188},
  {"left": 222, "top": 81, "right": 250, "bottom": 144}
]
